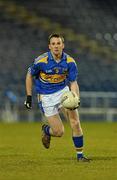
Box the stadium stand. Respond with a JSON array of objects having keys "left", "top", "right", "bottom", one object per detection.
[
  {"left": 0, "top": 0, "right": 117, "bottom": 110},
  {"left": 0, "top": 14, "right": 48, "bottom": 103},
  {"left": 10, "top": 0, "right": 117, "bottom": 49}
]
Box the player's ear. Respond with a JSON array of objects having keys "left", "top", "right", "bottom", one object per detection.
[{"left": 62, "top": 43, "right": 65, "bottom": 49}]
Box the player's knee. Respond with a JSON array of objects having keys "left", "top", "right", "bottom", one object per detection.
[{"left": 53, "top": 128, "right": 64, "bottom": 137}]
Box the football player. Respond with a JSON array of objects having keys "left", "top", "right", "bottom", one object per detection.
[{"left": 25, "top": 33, "right": 90, "bottom": 162}]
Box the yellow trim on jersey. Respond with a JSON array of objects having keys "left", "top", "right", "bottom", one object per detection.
[
  {"left": 66, "top": 56, "right": 75, "bottom": 63},
  {"left": 40, "top": 72, "right": 67, "bottom": 83},
  {"left": 37, "top": 56, "right": 48, "bottom": 64}
]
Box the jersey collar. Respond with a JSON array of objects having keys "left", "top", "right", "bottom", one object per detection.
[{"left": 48, "top": 51, "right": 66, "bottom": 61}]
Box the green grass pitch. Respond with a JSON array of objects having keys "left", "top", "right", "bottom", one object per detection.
[{"left": 0, "top": 121, "right": 117, "bottom": 180}]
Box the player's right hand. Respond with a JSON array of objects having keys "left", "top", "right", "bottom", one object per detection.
[{"left": 24, "top": 95, "right": 32, "bottom": 109}]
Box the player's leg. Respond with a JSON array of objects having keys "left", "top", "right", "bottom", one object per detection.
[
  {"left": 66, "top": 109, "right": 90, "bottom": 162},
  {"left": 41, "top": 105, "right": 64, "bottom": 149},
  {"left": 42, "top": 114, "right": 64, "bottom": 148},
  {"left": 67, "top": 109, "right": 83, "bottom": 136},
  {"left": 38, "top": 92, "right": 65, "bottom": 148},
  {"left": 45, "top": 114, "right": 64, "bottom": 137},
  {"left": 60, "top": 107, "right": 69, "bottom": 121}
]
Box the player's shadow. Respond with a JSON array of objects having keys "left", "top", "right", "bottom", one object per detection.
[
  {"left": 52, "top": 156, "right": 117, "bottom": 163},
  {"left": 88, "top": 156, "right": 117, "bottom": 161}
]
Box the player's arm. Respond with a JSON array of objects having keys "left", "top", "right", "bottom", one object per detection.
[
  {"left": 70, "top": 80, "right": 80, "bottom": 98},
  {"left": 69, "top": 81, "right": 80, "bottom": 109},
  {"left": 24, "top": 72, "right": 33, "bottom": 109},
  {"left": 67, "top": 58, "right": 79, "bottom": 96},
  {"left": 67, "top": 58, "right": 80, "bottom": 109},
  {"left": 26, "top": 72, "right": 33, "bottom": 96},
  {"left": 24, "top": 61, "right": 40, "bottom": 109}
]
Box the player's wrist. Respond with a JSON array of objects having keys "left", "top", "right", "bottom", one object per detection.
[{"left": 27, "top": 95, "right": 32, "bottom": 102}]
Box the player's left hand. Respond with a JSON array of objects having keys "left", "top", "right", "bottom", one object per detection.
[{"left": 69, "top": 98, "right": 80, "bottom": 110}]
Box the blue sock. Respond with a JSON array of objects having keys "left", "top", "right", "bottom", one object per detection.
[
  {"left": 43, "top": 125, "right": 51, "bottom": 136},
  {"left": 72, "top": 135, "right": 84, "bottom": 159}
]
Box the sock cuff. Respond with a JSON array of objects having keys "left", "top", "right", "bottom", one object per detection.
[
  {"left": 44, "top": 125, "right": 50, "bottom": 136},
  {"left": 72, "top": 135, "right": 83, "bottom": 148}
]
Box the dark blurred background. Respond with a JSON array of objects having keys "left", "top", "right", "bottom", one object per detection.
[{"left": 0, "top": 0, "right": 117, "bottom": 122}]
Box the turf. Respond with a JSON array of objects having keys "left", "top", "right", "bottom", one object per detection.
[{"left": 0, "top": 121, "right": 117, "bottom": 180}]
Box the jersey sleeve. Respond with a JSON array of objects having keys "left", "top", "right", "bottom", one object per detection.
[
  {"left": 27, "top": 53, "right": 48, "bottom": 76},
  {"left": 68, "top": 61, "right": 78, "bottom": 82},
  {"left": 27, "top": 61, "right": 40, "bottom": 76}
]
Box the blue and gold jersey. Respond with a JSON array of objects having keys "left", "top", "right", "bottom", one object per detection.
[{"left": 28, "top": 51, "right": 78, "bottom": 94}]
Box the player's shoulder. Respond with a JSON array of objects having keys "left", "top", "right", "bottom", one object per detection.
[
  {"left": 34, "top": 52, "right": 48, "bottom": 64},
  {"left": 65, "top": 53, "right": 76, "bottom": 63}
]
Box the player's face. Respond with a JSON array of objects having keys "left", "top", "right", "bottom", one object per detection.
[{"left": 49, "top": 37, "right": 64, "bottom": 58}]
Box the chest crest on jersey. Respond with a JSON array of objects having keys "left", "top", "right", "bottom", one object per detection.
[{"left": 53, "top": 67, "right": 59, "bottom": 74}]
